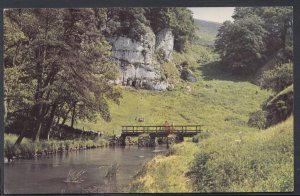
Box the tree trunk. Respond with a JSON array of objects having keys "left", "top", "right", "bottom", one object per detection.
[
  {"left": 14, "top": 118, "right": 30, "bottom": 146},
  {"left": 33, "top": 103, "right": 44, "bottom": 142},
  {"left": 14, "top": 135, "right": 24, "bottom": 146},
  {"left": 71, "top": 102, "right": 77, "bottom": 128},
  {"left": 44, "top": 103, "right": 58, "bottom": 140},
  {"left": 4, "top": 98, "right": 7, "bottom": 126},
  {"left": 61, "top": 107, "right": 71, "bottom": 126},
  {"left": 55, "top": 116, "right": 60, "bottom": 126}
]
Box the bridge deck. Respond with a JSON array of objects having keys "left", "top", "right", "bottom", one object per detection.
[{"left": 121, "top": 125, "right": 202, "bottom": 136}]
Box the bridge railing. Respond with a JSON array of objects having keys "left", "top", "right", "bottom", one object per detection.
[{"left": 121, "top": 125, "right": 203, "bottom": 133}]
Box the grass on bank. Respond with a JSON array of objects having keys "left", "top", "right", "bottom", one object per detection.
[
  {"left": 129, "top": 116, "right": 293, "bottom": 193},
  {"left": 4, "top": 133, "right": 108, "bottom": 160}
]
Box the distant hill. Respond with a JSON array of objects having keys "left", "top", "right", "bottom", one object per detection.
[{"left": 194, "top": 19, "right": 222, "bottom": 46}]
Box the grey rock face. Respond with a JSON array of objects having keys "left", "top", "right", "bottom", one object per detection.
[
  {"left": 109, "top": 28, "right": 174, "bottom": 91},
  {"left": 155, "top": 28, "right": 174, "bottom": 61}
]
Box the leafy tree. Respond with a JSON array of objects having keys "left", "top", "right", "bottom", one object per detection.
[
  {"left": 215, "top": 15, "right": 267, "bottom": 74},
  {"left": 215, "top": 7, "right": 293, "bottom": 74},
  {"left": 145, "top": 8, "right": 196, "bottom": 52},
  {"left": 234, "top": 7, "right": 293, "bottom": 59},
  {"left": 4, "top": 9, "right": 121, "bottom": 144},
  {"left": 258, "top": 62, "right": 293, "bottom": 93}
]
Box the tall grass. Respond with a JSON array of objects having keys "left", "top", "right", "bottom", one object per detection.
[
  {"left": 129, "top": 142, "right": 198, "bottom": 193},
  {"left": 4, "top": 134, "right": 108, "bottom": 160}
]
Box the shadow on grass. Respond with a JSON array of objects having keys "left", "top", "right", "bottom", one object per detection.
[{"left": 198, "top": 61, "right": 254, "bottom": 82}]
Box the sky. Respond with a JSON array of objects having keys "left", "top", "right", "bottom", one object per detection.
[{"left": 188, "top": 7, "right": 235, "bottom": 23}]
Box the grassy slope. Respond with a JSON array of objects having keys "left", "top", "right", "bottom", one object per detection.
[
  {"left": 75, "top": 44, "right": 271, "bottom": 136},
  {"left": 129, "top": 116, "right": 293, "bottom": 192}
]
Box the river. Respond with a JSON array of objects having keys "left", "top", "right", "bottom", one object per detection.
[{"left": 4, "top": 146, "right": 168, "bottom": 194}]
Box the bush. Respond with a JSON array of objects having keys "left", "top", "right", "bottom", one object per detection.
[
  {"left": 248, "top": 110, "right": 267, "bottom": 129},
  {"left": 262, "top": 85, "right": 293, "bottom": 127},
  {"left": 19, "top": 141, "right": 37, "bottom": 158},
  {"left": 188, "top": 116, "right": 293, "bottom": 192},
  {"left": 259, "top": 62, "right": 293, "bottom": 93},
  {"left": 4, "top": 139, "right": 15, "bottom": 160}
]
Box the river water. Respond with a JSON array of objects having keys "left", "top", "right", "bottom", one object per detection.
[{"left": 4, "top": 146, "right": 168, "bottom": 194}]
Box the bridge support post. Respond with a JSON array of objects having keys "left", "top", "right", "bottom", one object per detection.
[
  {"left": 149, "top": 135, "right": 156, "bottom": 147},
  {"left": 119, "top": 135, "right": 126, "bottom": 146},
  {"left": 166, "top": 137, "right": 169, "bottom": 149},
  {"left": 176, "top": 135, "right": 184, "bottom": 143},
  {"left": 138, "top": 136, "right": 143, "bottom": 148}
]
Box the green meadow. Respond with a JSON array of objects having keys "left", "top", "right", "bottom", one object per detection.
[{"left": 75, "top": 45, "right": 272, "bottom": 136}]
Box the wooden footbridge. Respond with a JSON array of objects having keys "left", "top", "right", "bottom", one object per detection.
[{"left": 119, "top": 125, "right": 202, "bottom": 147}]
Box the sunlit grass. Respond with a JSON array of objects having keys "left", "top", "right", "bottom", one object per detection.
[{"left": 129, "top": 116, "right": 293, "bottom": 192}]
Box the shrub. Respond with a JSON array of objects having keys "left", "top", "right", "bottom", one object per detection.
[
  {"left": 4, "top": 139, "right": 15, "bottom": 160},
  {"left": 19, "top": 141, "right": 37, "bottom": 158},
  {"left": 259, "top": 62, "right": 293, "bottom": 93},
  {"left": 248, "top": 110, "right": 267, "bottom": 129},
  {"left": 262, "top": 85, "right": 293, "bottom": 127}
]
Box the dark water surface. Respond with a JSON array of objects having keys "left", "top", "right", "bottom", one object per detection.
[{"left": 4, "top": 146, "right": 167, "bottom": 194}]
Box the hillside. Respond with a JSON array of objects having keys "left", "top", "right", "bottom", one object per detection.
[
  {"left": 75, "top": 44, "right": 272, "bottom": 136},
  {"left": 194, "top": 19, "right": 221, "bottom": 46}
]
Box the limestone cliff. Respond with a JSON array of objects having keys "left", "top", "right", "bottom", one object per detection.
[{"left": 108, "top": 28, "right": 174, "bottom": 91}]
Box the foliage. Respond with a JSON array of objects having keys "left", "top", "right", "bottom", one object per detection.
[
  {"left": 4, "top": 133, "right": 108, "bottom": 160},
  {"left": 160, "top": 61, "right": 180, "bottom": 82},
  {"left": 173, "top": 44, "right": 218, "bottom": 73},
  {"left": 262, "top": 84, "right": 293, "bottom": 127},
  {"left": 258, "top": 62, "right": 293, "bottom": 93},
  {"left": 248, "top": 110, "right": 267, "bottom": 129},
  {"left": 145, "top": 8, "right": 196, "bottom": 52},
  {"left": 94, "top": 8, "right": 196, "bottom": 52},
  {"left": 4, "top": 9, "right": 121, "bottom": 143},
  {"left": 188, "top": 116, "right": 293, "bottom": 192},
  {"left": 215, "top": 7, "right": 293, "bottom": 74},
  {"left": 215, "top": 16, "right": 267, "bottom": 74}
]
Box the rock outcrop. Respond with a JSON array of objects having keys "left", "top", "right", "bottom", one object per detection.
[
  {"left": 155, "top": 28, "right": 174, "bottom": 61},
  {"left": 108, "top": 28, "right": 174, "bottom": 91}
]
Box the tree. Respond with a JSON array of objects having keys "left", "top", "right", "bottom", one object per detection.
[
  {"left": 4, "top": 9, "right": 121, "bottom": 144},
  {"left": 145, "top": 8, "right": 196, "bottom": 52},
  {"left": 215, "top": 15, "right": 267, "bottom": 74},
  {"left": 215, "top": 7, "right": 293, "bottom": 75}
]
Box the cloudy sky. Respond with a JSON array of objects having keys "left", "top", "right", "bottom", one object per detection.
[{"left": 188, "top": 7, "right": 235, "bottom": 23}]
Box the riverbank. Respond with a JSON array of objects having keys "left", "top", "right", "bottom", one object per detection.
[
  {"left": 129, "top": 116, "right": 293, "bottom": 192},
  {"left": 4, "top": 134, "right": 108, "bottom": 161}
]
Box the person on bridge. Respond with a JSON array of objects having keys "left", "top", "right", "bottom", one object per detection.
[{"left": 164, "top": 121, "right": 170, "bottom": 132}]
